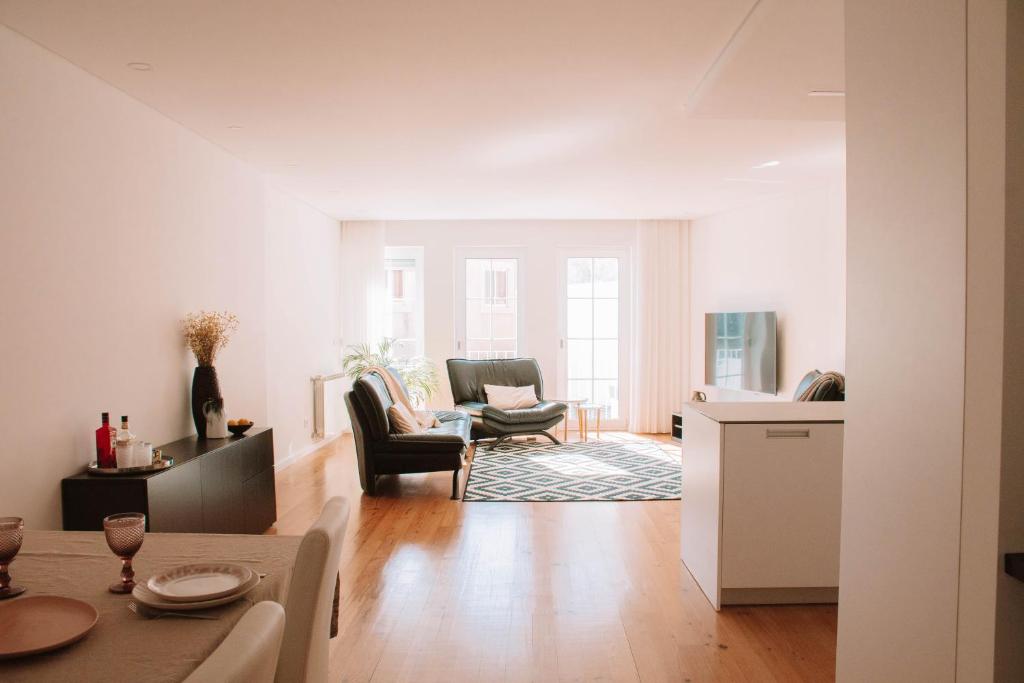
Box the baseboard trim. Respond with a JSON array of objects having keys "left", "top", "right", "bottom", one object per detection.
[
  {"left": 275, "top": 430, "right": 346, "bottom": 472},
  {"left": 719, "top": 586, "right": 838, "bottom": 606}
]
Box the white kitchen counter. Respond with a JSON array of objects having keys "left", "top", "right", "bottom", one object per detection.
[{"left": 680, "top": 401, "right": 844, "bottom": 609}]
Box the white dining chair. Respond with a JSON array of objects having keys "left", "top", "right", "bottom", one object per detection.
[
  {"left": 185, "top": 600, "right": 286, "bottom": 683},
  {"left": 275, "top": 496, "right": 350, "bottom": 683}
]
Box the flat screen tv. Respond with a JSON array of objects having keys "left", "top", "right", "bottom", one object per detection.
[{"left": 705, "top": 311, "right": 777, "bottom": 395}]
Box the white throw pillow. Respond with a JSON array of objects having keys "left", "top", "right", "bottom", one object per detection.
[
  {"left": 388, "top": 403, "right": 424, "bottom": 434},
  {"left": 484, "top": 384, "right": 539, "bottom": 410}
]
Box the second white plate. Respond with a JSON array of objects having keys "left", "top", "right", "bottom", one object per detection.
[
  {"left": 146, "top": 563, "right": 253, "bottom": 603},
  {"left": 134, "top": 572, "right": 261, "bottom": 611}
]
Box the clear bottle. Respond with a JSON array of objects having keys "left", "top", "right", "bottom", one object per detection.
[{"left": 115, "top": 416, "right": 135, "bottom": 468}]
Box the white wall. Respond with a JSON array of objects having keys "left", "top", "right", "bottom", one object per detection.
[
  {"left": 0, "top": 26, "right": 342, "bottom": 528},
  {"left": 264, "top": 187, "right": 345, "bottom": 466},
  {"left": 839, "top": 1, "right": 970, "bottom": 680},
  {"left": 383, "top": 220, "right": 639, "bottom": 411},
  {"left": 687, "top": 181, "right": 846, "bottom": 401}
]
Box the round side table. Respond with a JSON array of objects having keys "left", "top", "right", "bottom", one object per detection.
[
  {"left": 577, "top": 403, "right": 604, "bottom": 442},
  {"left": 551, "top": 399, "right": 586, "bottom": 442}
]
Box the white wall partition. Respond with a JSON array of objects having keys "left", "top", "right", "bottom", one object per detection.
[{"left": 840, "top": 1, "right": 1019, "bottom": 680}]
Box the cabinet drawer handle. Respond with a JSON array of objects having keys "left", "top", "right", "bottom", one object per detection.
[{"left": 766, "top": 429, "right": 811, "bottom": 439}]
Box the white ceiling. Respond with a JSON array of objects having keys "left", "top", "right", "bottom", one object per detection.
[{"left": 0, "top": 0, "right": 845, "bottom": 220}]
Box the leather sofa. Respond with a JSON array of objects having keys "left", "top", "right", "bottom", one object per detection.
[
  {"left": 446, "top": 358, "right": 567, "bottom": 448},
  {"left": 344, "top": 369, "right": 471, "bottom": 499}
]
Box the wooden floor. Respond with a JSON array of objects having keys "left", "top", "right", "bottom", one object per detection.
[{"left": 271, "top": 432, "right": 837, "bottom": 683}]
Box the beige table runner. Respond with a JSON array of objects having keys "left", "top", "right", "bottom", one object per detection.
[{"left": 0, "top": 530, "right": 302, "bottom": 683}]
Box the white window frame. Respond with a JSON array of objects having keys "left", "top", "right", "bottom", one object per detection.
[
  {"left": 557, "top": 247, "right": 632, "bottom": 431},
  {"left": 453, "top": 246, "right": 527, "bottom": 359},
  {"left": 384, "top": 246, "right": 425, "bottom": 358}
]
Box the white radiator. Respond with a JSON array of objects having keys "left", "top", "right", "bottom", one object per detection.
[{"left": 311, "top": 372, "right": 347, "bottom": 439}]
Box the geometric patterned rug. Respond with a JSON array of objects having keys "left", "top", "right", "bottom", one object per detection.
[{"left": 463, "top": 439, "right": 681, "bottom": 502}]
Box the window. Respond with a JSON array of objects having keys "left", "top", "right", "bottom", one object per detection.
[
  {"left": 383, "top": 247, "right": 424, "bottom": 360},
  {"left": 566, "top": 257, "right": 620, "bottom": 418},
  {"left": 465, "top": 258, "right": 518, "bottom": 360}
]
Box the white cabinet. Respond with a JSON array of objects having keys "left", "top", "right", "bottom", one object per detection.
[{"left": 679, "top": 402, "right": 844, "bottom": 610}]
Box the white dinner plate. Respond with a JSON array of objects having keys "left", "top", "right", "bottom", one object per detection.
[
  {"left": 133, "top": 572, "right": 260, "bottom": 611},
  {"left": 146, "top": 563, "right": 253, "bottom": 603}
]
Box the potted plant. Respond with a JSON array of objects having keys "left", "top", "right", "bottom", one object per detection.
[
  {"left": 183, "top": 311, "right": 238, "bottom": 438},
  {"left": 341, "top": 338, "right": 439, "bottom": 407}
]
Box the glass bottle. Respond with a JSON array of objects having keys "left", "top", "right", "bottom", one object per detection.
[
  {"left": 115, "top": 416, "right": 135, "bottom": 468},
  {"left": 95, "top": 412, "right": 116, "bottom": 468}
]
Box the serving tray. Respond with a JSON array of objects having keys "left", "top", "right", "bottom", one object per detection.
[{"left": 86, "top": 458, "right": 174, "bottom": 476}]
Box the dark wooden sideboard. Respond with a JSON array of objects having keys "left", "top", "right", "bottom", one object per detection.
[{"left": 61, "top": 428, "right": 276, "bottom": 534}]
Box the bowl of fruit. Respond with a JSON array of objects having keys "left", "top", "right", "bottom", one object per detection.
[{"left": 227, "top": 418, "right": 254, "bottom": 436}]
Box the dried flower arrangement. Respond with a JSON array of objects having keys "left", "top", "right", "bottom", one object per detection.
[{"left": 183, "top": 311, "right": 239, "bottom": 367}]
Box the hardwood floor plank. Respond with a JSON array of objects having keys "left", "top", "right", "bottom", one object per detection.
[{"left": 271, "top": 433, "right": 837, "bottom": 682}]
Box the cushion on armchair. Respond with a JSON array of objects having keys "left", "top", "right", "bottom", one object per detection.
[
  {"left": 484, "top": 384, "right": 539, "bottom": 409},
  {"left": 387, "top": 403, "right": 423, "bottom": 434}
]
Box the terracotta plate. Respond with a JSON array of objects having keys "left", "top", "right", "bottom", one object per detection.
[
  {"left": 134, "top": 572, "right": 260, "bottom": 611},
  {"left": 0, "top": 596, "right": 99, "bottom": 660},
  {"left": 146, "top": 563, "right": 253, "bottom": 602}
]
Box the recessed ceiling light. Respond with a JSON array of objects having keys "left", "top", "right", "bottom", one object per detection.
[
  {"left": 286, "top": 163, "right": 299, "bottom": 168},
  {"left": 227, "top": 125, "right": 243, "bottom": 130},
  {"left": 753, "top": 160, "right": 780, "bottom": 169},
  {"left": 808, "top": 90, "right": 845, "bottom": 97},
  {"left": 127, "top": 62, "right": 152, "bottom": 71}
]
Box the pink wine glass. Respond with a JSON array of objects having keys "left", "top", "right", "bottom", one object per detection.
[
  {"left": 0, "top": 517, "right": 25, "bottom": 599},
  {"left": 103, "top": 512, "right": 145, "bottom": 594}
]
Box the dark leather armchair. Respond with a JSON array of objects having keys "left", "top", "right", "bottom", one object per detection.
[
  {"left": 446, "top": 358, "right": 567, "bottom": 448},
  {"left": 344, "top": 369, "right": 471, "bottom": 499}
]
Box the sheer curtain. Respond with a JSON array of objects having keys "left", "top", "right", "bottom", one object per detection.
[
  {"left": 629, "top": 220, "right": 688, "bottom": 433},
  {"left": 340, "top": 221, "right": 386, "bottom": 350}
]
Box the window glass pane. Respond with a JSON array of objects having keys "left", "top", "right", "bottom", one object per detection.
[
  {"left": 567, "top": 340, "right": 592, "bottom": 379},
  {"left": 568, "top": 379, "right": 593, "bottom": 403},
  {"left": 567, "top": 258, "right": 593, "bottom": 298},
  {"left": 567, "top": 299, "right": 593, "bottom": 338},
  {"left": 594, "top": 380, "right": 619, "bottom": 419},
  {"left": 466, "top": 259, "right": 489, "bottom": 298},
  {"left": 594, "top": 339, "right": 618, "bottom": 378},
  {"left": 593, "top": 258, "right": 619, "bottom": 298},
  {"left": 465, "top": 258, "right": 518, "bottom": 359},
  {"left": 593, "top": 299, "right": 617, "bottom": 338},
  {"left": 466, "top": 299, "right": 491, "bottom": 339},
  {"left": 492, "top": 259, "right": 517, "bottom": 298},
  {"left": 491, "top": 306, "right": 517, "bottom": 341},
  {"left": 385, "top": 250, "right": 422, "bottom": 359}
]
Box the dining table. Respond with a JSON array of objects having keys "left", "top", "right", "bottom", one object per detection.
[{"left": 0, "top": 529, "right": 304, "bottom": 682}]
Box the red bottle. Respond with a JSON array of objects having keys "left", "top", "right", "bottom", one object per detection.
[{"left": 96, "top": 412, "right": 116, "bottom": 468}]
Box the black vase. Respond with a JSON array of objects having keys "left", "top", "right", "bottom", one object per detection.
[{"left": 191, "top": 366, "right": 222, "bottom": 439}]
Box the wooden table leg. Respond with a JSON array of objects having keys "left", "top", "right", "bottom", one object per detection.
[
  {"left": 564, "top": 409, "right": 569, "bottom": 442},
  {"left": 596, "top": 408, "right": 601, "bottom": 439},
  {"left": 580, "top": 409, "right": 587, "bottom": 443}
]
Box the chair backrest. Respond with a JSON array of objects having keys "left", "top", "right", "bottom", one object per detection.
[
  {"left": 275, "top": 497, "right": 350, "bottom": 683},
  {"left": 793, "top": 370, "right": 822, "bottom": 401},
  {"left": 350, "top": 370, "right": 403, "bottom": 441},
  {"left": 446, "top": 358, "right": 546, "bottom": 405},
  {"left": 185, "top": 601, "right": 286, "bottom": 683}
]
